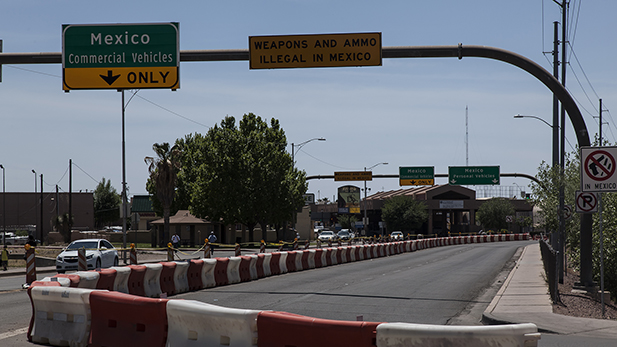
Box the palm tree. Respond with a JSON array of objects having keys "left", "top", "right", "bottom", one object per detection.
[{"left": 145, "top": 143, "right": 181, "bottom": 246}]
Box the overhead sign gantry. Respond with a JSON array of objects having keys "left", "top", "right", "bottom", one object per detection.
[{"left": 62, "top": 22, "right": 179, "bottom": 90}]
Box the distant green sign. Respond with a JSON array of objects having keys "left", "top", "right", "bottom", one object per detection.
[
  {"left": 448, "top": 166, "right": 500, "bottom": 185},
  {"left": 399, "top": 166, "right": 434, "bottom": 186}
]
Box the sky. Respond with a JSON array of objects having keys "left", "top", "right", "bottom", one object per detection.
[{"left": 1, "top": 0, "right": 616, "bottom": 204}]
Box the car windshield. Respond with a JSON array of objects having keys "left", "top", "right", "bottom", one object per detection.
[
  {"left": 66, "top": 241, "right": 99, "bottom": 250},
  {"left": 321, "top": 231, "right": 333, "bottom": 235},
  {"left": 338, "top": 231, "right": 349, "bottom": 235}
]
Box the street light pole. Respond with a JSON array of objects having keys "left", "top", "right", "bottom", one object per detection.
[
  {"left": 32, "top": 169, "right": 37, "bottom": 240},
  {"left": 363, "top": 162, "right": 388, "bottom": 236},
  {"left": 290, "top": 137, "right": 325, "bottom": 233}
]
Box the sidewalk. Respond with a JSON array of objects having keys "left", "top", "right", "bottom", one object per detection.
[{"left": 483, "top": 243, "right": 617, "bottom": 338}]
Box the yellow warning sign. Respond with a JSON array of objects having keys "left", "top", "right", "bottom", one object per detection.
[
  {"left": 249, "top": 32, "right": 382, "bottom": 69},
  {"left": 399, "top": 179, "right": 435, "bottom": 186},
  {"left": 335, "top": 171, "right": 373, "bottom": 181},
  {"left": 63, "top": 66, "right": 179, "bottom": 90}
]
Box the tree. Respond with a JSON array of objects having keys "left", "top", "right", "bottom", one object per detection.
[
  {"left": 381, "top": 195, "right": 427, "bottom": 233},
  {"left": 476, "top": 198, "right": 515, "bottom": 231},
  {"left": 52, "top": 213, "right": 73, "bottom": 244},
  {"left": 145, "top": 142, "right": 182, "bottom": 246},
  {"left": 93, "top": 178, "right": 121, "bottom": 228},
  {"left": 174, "top": 113, "right": 306, "bottom": 242},
  {"left": 337, "top": 214, "right": 358, "bottom": 229}
]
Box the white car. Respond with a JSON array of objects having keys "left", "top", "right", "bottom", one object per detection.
[
  {"left": 317, "top": 230, "right": 336, "bottom": 242},
  {"left": 391, "top": 231, "right": 404, "bottom": 240},
  {"left": 56, "top": 239, "right": 118, "bottom": 273}
]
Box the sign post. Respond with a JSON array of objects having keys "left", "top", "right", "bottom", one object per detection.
[
  {"left": 62, "top": 22, "right": 179, "bottom": 90},
  {"left": 448, "top": 166, "right": 500, "bottom": 185}
]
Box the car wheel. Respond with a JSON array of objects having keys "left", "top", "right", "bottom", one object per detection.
[
  {"left": 95, "top": 258, "right": 101, "bottom": 269},
  {"left": 113, "top": 257, "right": 118, "bottom": 267}
]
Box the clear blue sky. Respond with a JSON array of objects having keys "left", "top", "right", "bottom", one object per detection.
[{"left": 1, "top": 0, "right": 615, "bottom": 202}]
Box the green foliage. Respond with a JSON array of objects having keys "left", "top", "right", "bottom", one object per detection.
[
  {"left": 93, "top": 178, "right": 121, "bottom": 228},
  {"left": 476, "top": 198, "right": 515, "bottom": 231},
  {"left": 150, "top": 113, "right": 307, "bottom": 242},
  {"left": 337, "top": 214, "right": 358, "bottom": 229},
  {"left": 381, "top": 195, "right": 427, "bottom": 232}
]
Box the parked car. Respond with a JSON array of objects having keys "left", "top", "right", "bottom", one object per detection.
[
  {"left": 391, "top": 231, "right": 404, "bottom": 240},
  {"left": 337, "top": 230, "right": 352, "bottom": 240},
  {"left": 56, "top": 238, "right": 118, "bottom": 273},
  {"left": 317, "top": 230, "right": 336, "bottom": 242}
]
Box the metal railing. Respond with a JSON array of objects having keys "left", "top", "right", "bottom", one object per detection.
[{"left": 539, "top": 239, "right": 560, "bottom": 303}]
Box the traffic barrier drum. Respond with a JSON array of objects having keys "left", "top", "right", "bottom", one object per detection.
[
  {"left": 257, "top": 311, "right": 381, "bottom": 347},
  {"left": 214, "top": 257, "right": 230, "bottom": 286},
  {"left": 143, "top": 263, "right": 163, "bottom": 298},
  {"left": 187, "top": 259, "right": 205, "bottom": 291},
  {"left": 201, "top": 258, "right": 217, "bottom": 288},
  {"left": 269, "top": 252, "right": 281, "bottom": 275},
  {"left": 375, "top": 322, "right": 540, "bottom": 347},
  {"left": 238, "top": 256, "right": 253, "bottom": 282},
  {"left": 173, "top": 260, "right": 190, "bottom": 294},
  {"left": 166, "top": 300, "right": 261, "bottom": 347},
  {"left": 88, "top": 290, "right": 169, "bottom": 347},
  {"left": 159, "top": 262, "right": 177, "bottom": 296},
  {"left": 110, "top": 266, "right": 131, "bottom": 293},
  {"left": 127, "top": 264, "right": 147, "bottom": 297},
  {"left": 73, "top": 271, "right": 100, "bottom": 289},
  {"left": 95, "top": 268, "right": 117, "bottom": 291},
  {"left": 227, "top": 257, "right": 242, "bottom": 284},
  {"left": 28, "top": 286, "right": 98, "bottom": 347}
]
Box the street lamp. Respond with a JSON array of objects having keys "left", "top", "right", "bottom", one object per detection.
[
  {"left": 290, "top": 137, "right": 326, "bottom": 232},
  {"left": 363, "top": 162, "right": 388, "bottom": 235},
  {"left": 32, "top": 169, "right": 37, "bottom": 241},
  {"left": 514, "top": 113, "right": 565, "bottom": 283},
  {"left": 291, "top": 137, "right": 326, "bottom": 165},
  {"left": 1, "top": 164, "right": 5, "bottom": 246}
]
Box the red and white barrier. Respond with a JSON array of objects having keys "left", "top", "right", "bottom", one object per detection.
[
  {"left": 173, "top": 260, "right": 190, "bottom": 293},
  {"left": 279, "top": 251, "right": 289, "bottom": 274},
  {"left": 109, "top": 266, "right": 130, "bottom": 293},
  {"left": 201, "top": 258, "right": 217, "bottom": 288},
  {"left": 261, "top": 253, "right": 272, "bottom": 276},
  {"left": 28, "top": 286, "right": 98, "bottom": 347},
  {"left": 127, "top": 264, "right": 147, "bottom": 297},
  {"left": 166, "top": 300, "right": 261, "bottom": 346},
  {"left": 376, "top": 322, "right": 540, "bottom": 347},
  {"left": 143, "top": 263, "right": 163, "bottom": 298},
  {"left": 227, "top": 257, "right": 242, "bottom": 284},
  {"left": 88, "top": 290, "right": 169, "bottom": 347},
  {"left": 257, "top": 311, "right": 381, "bottom": 347},
  {"left": 73, "top": 271, "right": 100, "bottom": 289}
]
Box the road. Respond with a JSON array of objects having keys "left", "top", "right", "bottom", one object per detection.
[{"left": 1, "top": 240, "right": 614, "bottom": 346}]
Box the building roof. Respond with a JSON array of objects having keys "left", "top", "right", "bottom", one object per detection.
[
  {"left": 150, "top": 210, "right": 211, "bottom": 225},
  {"left": 366, "top": 184, "right": 475, "bottom": 201},
  {"left": 131, "top": 195, "right": 154, "bottom": 213}
]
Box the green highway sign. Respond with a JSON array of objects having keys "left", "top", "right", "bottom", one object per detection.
[
  {"left": 62, "top": 22, "right": 179, "bottom": 90},
  {"left": 399, "top": 166, "right": 434, "bottom": 186},
  {"left": 448, "top": 166, "right": 500, "bottom": 185}
]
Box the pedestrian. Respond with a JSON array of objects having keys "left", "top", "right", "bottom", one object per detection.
[
  {"left": 208, "top": 231, "right": 217, "bottom": 255},
  {"left": 171, "top": 232, "right": 181, "bottom": 250},
  {"left": 1, "top": 245, "right": 8, "bottom": 271}
]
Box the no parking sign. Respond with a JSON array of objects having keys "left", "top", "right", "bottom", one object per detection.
[{"left": 575, "top": 191, "right": 598, "bottom": 213}]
